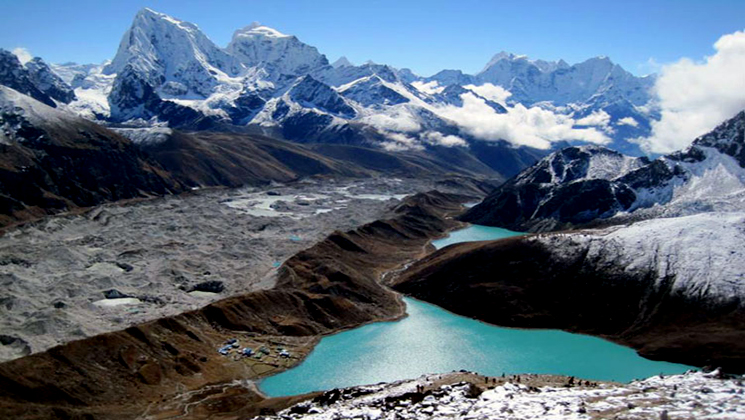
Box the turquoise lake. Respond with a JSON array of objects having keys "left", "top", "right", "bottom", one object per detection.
[
  {"left": 259, "top": 225, "right": 693, "bottom": 397},
  {"left": 431, "top": 224, "right": 523, "bottom": 249}
]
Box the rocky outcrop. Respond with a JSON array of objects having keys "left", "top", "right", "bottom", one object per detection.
[
  {"left": 0, "top": 50, "right": 57, "bottom": 107},
  {"left": 23, "top": 57, "right": 76, "bottom": 104}
]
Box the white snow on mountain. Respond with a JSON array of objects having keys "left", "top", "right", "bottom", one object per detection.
[
  {"left": 0, "top": 85, "right": 84, "bottom": 144},
  {"left": 514, "top": 146, "right": 647, "bottom": 187},
  {"left": 112, "top": 126, "right": 172, "bottom": 145},
  {"left": 227, "top": 22, "right": 328, "bottom": 77},
  {"left": 0, "top": 8, "right": 659, "bottom": 154},
  {"left": 267, "top": 370, "right": 744, "bottom": 420},
  {"left": 537, "top": 211, "right": 745, "bottom": 304},
  {"left": 104, "top": 8, "right": 243, "bottom": 98},
  {"left": 60, "top": 63, "right": 115, "bottom": 120}
]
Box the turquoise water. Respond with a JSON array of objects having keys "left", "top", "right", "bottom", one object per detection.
[
  {"left": 260, "top": 298, "right": 692, "bottom": 397},
  {"left": 432, "top": 224, "right": 523, "bottom": 249},
  {"left": 260, "top": 224, "right": 692, "bottom": 397}
]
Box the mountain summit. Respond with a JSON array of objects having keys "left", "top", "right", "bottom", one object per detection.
[
  {"left": 226, "top": 22, "right": 328, "bottom": 76},
  {"left": 104, "top": 8, "right": 243, "bottom": 96}
]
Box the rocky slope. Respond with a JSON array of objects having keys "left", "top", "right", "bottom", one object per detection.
[
  {"left": 462, "top": 110, "right": 745, "bottom": 232},
  {"left": 0, "top": 191, "right": 468, "bottom": 419},
  {"left": 0, "top": 85, "right": 185, "bottom": 228}
]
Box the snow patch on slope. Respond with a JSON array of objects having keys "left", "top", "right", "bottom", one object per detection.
[
  {"left": 267, "top": 370, "right": 744, "bottom": 420},
  {"left": 540, "top": 212, "right": 745, "bottom": 302}
]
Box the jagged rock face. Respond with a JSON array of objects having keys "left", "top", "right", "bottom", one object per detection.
[
  {"left": 462, "top": 145, "right": 647, "bottom": 231},
  {"left": 0, "top": 50, "right": 56, "bottom": 107},
  {"left": 104, "top": 8, "right": 243, "bottom": 98},
  {"left": 23, "top": 58, "right": 75, "bottom": 103},
  {"left": 463, "top": 110, "right": 745, "bottom": 232},
  {"left": 227, "top": 91, "right": 267, "bottom": 124},
  {"left": 339, "top": 75, "right": 409, "bottom": 107},
  {"left": 692, "top": 110, "right": 745, "bottom": 167},
  {"left": 227, "top": 23, "right": 328, "bottom": 76},
  {"left": 108, "top": 64, "right": 159, "bottom": 121},
  {"left": 288, "top": 76, "right": 355, "bottom": 118}
]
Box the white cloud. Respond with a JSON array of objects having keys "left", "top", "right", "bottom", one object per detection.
[
  {"left": 637, "top": 30, "right": 745, "bottom": 154},
  {"left": 463, "top": 83, "right": 511, "bottom": 105},
  {"left": 381, "top": 132, "right": 423, "bottom": 151},
  {"left": 361, "top": 109, "right": 421, "bottom": 133},
  {"left": 422, "top": 131, "right": 467, "bottom": 147},
  {"left": 411, "top": 80, "right": 444, "bottom": 95},
  {"left": 12, "top": 47, "right": 32, "bottom": 65},
  {"left": 575, "top": 110, "right": 611, "bottom": 127},
  {"left": 617, "top": 117, "right": 639, "bottom": 127},
  {"left": 434, "top": 92, "right": 611, "bottom": 149}
]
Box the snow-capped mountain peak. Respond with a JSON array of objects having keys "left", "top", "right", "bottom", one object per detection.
[
  {"left": 481, "top": 51, "right": 529, "bottom": 72},
  {"left": 226, "top": 22, "right": 328, "bottom": 76},
  {"left": 233, "top": 22, "right": 290, "bottom": 39},
  {"left": 104, "top": 8, "right": 243, "bottom": 95},
  {"left": 332, "top": 56, "right": 354, "bottom": 68}
]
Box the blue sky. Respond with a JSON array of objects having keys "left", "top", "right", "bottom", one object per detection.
[{"left": 1, "top": 0, "right": 743, "bottom": 76}]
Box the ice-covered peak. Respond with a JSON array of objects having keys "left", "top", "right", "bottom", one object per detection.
[
  {"left": 332, "top": 56, "right": 354, "bottom": 68},
  {"left": 227, "top": 22, "right": 328, "bottom": 76},
  {"left": 475, "top": 52, "right": 651, "bottom": 106},
  {"left": 135, "top": 7, "right": 198, "bottom": 31},
  {"left": 337, "top": 74, "right": 409, "bottom": 107},
  {"left": 481, "top": 51, "right": 529, "bottom": 72},
  {"left": 286, "top": 75, "right": 356, "bottom": 118},
  {"left": 232, "top": 22, "right": 290, "bottom": 39},
  {"left": 104, "top": 8, "right": 243, "bottom": 97}
]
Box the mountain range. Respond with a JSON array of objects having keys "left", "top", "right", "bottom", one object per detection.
[{"left": 6, "top": 8, "right": 655, "bottom": 157}]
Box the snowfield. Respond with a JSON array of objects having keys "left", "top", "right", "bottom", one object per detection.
[
  {"left": 533, "top": 212, "right": 745, "bottom": 303},
  {"left": 264, "top": 370, "right": 745, "bottom": 420}
]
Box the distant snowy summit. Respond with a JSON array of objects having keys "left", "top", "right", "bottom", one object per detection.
[{"left": 3, "top": 8, "right": 656, "bottom": 155}]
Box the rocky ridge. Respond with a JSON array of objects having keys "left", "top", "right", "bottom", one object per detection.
[{"left": 462, "top": 110, "right": 745, "bottom": 231}]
